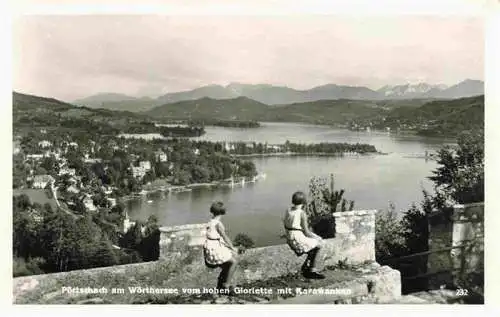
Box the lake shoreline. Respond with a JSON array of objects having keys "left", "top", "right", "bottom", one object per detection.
[
  {"left": 232, "top": 151, "right": 385, "bottom": 158},
  {"left": 120, "top": 173, "right": 267, "bottom": 201}
]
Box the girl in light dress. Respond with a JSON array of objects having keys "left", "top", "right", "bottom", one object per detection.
[
  {"left": 203, "top": 201, "right": 239, "bottom": 292},
  {"left": 283, "top": 191, "right": 325, "bottom": 279}
]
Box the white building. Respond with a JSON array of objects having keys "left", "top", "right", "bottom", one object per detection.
[
  {"left": 43, "top": 150, "right": 60, "bottom": 159},
  {"left": 84, "top": 158, "right": 102, "bottom": 164},
  {"left": 66, "top": 185, "right": 80, "bottom": 194},
  {"left": 80, "top": 194, "right": 97, "bottom": 212},
  {"left": 155, "top": 150, "right": 168, "bottom": 162},
  {"left": 26, "top": 154, "right": 44, "bottom": 161},
  {"left": 106, "top": 197, "right": 117, "bottom": 207},
  {"left": 32, "top": 175, "right": 55, "bottom": 189},
  {"left": 131, "top": 166, "right": 146, "bottom": 179},
  {"left": 224, "top": 142, "right": 235, "bottom": 152},
  {"left": 139, "top": 161, "right": 151, "bottom": 171},
  {"left": 102, "top": 186, "right": 114, "bottom": 195},
  {"left": 38, "top": 140, "right": 52, "bottom": 148},
  {"left": 13, "top": 141, "right": 21, "bottom": 154},
  {"left": 123, "top": 215, "right": 146, "bottom": 234},
  {"left": 58, "top": 167, "right": 76, "bottom": 176},
  {"left": 123, "top": 211, "right": 136, "bottom": 233}
]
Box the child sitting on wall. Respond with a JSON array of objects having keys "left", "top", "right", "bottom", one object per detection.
[
  {"left": 283, "top": 191, "right": 325, "bottom": 279},
  {"left": 203, "top": 201, "right": 239, "bottom": 294}
]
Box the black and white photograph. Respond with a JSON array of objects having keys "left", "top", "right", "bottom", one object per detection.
[{"left": 10, "top": 1, "right": 489, "bottom": 307}]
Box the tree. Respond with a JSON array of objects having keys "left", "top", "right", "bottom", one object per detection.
[
  {"left": 138, "top": 215, "right": 160, "bottom": 261},
  {"left": 120, "top": 223, "right": 143, "bottom": 250},
  {"left": 237, "top": 160, "right": 257, "bottom": 178},
  {"left": 172, "top": 168, "right": 192, "bottom": 186},
  {"left": 40, "top": 156, "right": 59, "bottom": 175},
  {"left": 13, "top": 154, "right": 28, "bottom": 189},
  {"left": 429, "top": 130, "right": 484, "bottom": 204},
  {"left": 35, "top": 166, "right": 48, "bottom": 175},
  {"left": 191, "top": 165, "right": 210, "bottom": 183},
  {"left": 13, "top": 205, "right": 40, "bottom": 259},
  {"left": 38, "top": 211, "right": 76, "bottom": 272},
  {"left": 93, "top": 190, "right": 109, "bottom": 208},
  {"left": 142, "top": 170, "right": 156, "bottom": 185}
]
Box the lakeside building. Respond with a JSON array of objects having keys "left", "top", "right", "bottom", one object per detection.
[
  {"left": 130, "top": 161, "right": 151, "bottom": 179},
  {"left": 122, "top": 211, "right": 146, "bottom": 234},
  {"left": 224, "top": 142, "right": 235, "bottom": 152}
]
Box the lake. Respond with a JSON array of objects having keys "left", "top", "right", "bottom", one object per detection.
[{"left": 126, "top": 122, "right": 454, "bottom": 247}]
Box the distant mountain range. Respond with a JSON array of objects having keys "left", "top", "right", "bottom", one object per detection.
[{"left": 73, "top": 79, "right": 484, "bottom": 112}]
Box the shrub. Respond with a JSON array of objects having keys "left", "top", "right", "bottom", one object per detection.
[
  {"left": 13, "top": 257, "right": 46, "bottom": 277},
  {"left": 375, "top": 203, "right": 407, "bottom": 262},
  {"left": 233, "top": 233, "right": 255, "bottom": 249},
  {"left": 307, "top": 174, "right": 354, "bottom": 238},
  {"left": 429, "top": 130, "right": 484, "bottom": 204}
]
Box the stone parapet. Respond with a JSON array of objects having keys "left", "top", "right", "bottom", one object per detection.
[{"left": 13, "top": 209, "right": 383, "bottom": 304}]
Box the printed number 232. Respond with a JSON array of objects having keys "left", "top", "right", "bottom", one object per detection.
[{"left": 456, "top": 289, "right": 469, "bottom": 296}]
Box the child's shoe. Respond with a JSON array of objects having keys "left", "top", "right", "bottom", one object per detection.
[{"left": 303, "top": 270, "right": 326, "bottom": 279}]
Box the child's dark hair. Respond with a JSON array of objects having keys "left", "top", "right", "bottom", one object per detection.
[
  {"left": 292, "top": 191, "right": 307, "bottom": 205},
  {"left": 210, "top": 201, "right": 226, "bottom": 216}
]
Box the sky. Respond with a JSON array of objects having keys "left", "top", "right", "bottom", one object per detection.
[{"left": 12, "top": 15, "right": 484, "bottom": 101}]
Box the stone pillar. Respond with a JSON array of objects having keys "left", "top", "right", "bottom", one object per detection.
[
  {"left": 159, "top": 223, "right": 207, "bottom": 260},
  {"left": 450, "top": 203, "right": 484, "bottom": 283},
  {"left": 322, "top": 210, "right": 377, "bottom": 265},
  {"left": 426, "top": 208, "right": 453, "bottom": 288}
]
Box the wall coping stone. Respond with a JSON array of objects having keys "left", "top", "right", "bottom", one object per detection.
[
  {"left": 453, "top": 202, "right": 484, "bottom": 209},
  {"left": 333, "top": 210, "right": 377, "bottom": 217},
  {"left": 159, "top": 223, "right": 207, "bottom": 233}
]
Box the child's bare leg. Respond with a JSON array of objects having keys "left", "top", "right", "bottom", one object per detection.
[
  {"left": 224, "top": 257, "right": 238, "bottom": 287},
  {"left": 308, "top": 246, "right": 321, "bottom": 271},
  {"left": 216, "top": 264, "right": 228, "bottom": 290},
  {"left": 217, "top": 257, "right": 238, "bottom": 289}
]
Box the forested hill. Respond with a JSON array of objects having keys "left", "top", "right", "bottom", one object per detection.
[
  {"left": 13, "top": 91, "right": 150, "bottom": 119},
  {"left": 13, "top": 91, "right": 484, "bottom": 137},
  {"left": 144, "top": 97, "right": 395, "bottom": 124},
  {"left": 145, "top": 96, "right": 269, "bottom": 120},
  {"left": 372, "top": 95, "right": 484, "bottom": 136},
  {"left": 144, "top": 94, "right": 484, "bottom": 136}
]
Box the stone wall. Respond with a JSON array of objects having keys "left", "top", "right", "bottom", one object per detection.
[
  {"left": 427, "top": 203, "right": 484, "bottom": 288},
  {"left": 13, "top": 210, "right": 380, "bottom": 304},
  {"left": 159, "top": 223, "right": 207, "bottom": 257},
  {"left": 450, "top": 203, "right": 484, "bottom": 279},
  {"left": 158, "top": 210, "right": 377, "bottom": 267}
]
